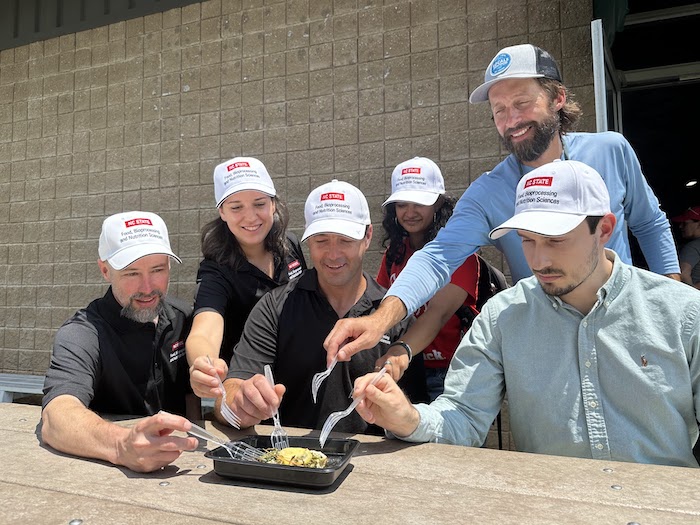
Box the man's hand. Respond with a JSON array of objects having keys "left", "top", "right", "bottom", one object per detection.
[
  {"left": 354, "top": 372, "right": 421, "bottom": 438},
  {"left": 220, "top": 375, "right": 286, "bottom": 429},
  {"left": 189, "top": 355, "right": 228, "bottom": 398},
  {"left": 374, "top": 347, "right": 410, "bottom": 382},
  {"left": 115, "top": 412, "right": 198, "bottom": 473},
  {"left": 324, "top": 296, "right": 408, "bottom": 366}
]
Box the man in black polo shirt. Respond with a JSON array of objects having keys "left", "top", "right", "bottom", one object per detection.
[
  {"left": 219, "top": 181, "right": 425, "bottom": 434},
  {"left": 42, "top": 211, "right": 198, "bottom": 473}
]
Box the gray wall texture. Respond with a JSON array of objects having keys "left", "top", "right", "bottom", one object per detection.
[{"left": 0, "top": 0, "right": 595, "bottom": 401}]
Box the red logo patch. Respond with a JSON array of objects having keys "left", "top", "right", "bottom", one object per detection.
[
  {"left": 125, "top": 218, "right": 153, "bottom": 228},
  {"left": 321, "top": 192, "right": 345, "bottom": 201},
  {"left": 227, "top": 161, "right": 250, "bottom": 171},
  {"left": 401, "top": 167, "right": 421, "bottom": 175},
  {"left": 524, "top": 176, "right": 553, "bottom": 188},
  {"left": 288, "top": 260, "right": 301, "bottom": 270},
  {"left": 171, "top": 340, "right": 185, "bottom": 353}
]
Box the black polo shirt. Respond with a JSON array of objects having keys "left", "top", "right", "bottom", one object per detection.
[
  {"left": 43, "top": 288, "right": 193, "bottom": 416},
  {"left": 193, "top": 232, "right": 306, "bottom": 363},
  {"left": 228, "top": 269, "right": 426, "bottom": 434}
]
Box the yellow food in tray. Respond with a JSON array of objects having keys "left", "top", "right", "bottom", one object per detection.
[{"left": 258, "top": 447, "right": 328, "bottom": 468}]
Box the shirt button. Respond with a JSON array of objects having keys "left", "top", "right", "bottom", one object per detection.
[
  {"left": 585, "top": 361, "right": 591, "bottom": 368},
  {"left": 604, "top": 301, "right": 610, "bottom": 308},
  {"left": 596, "top": 444, "right": 604, "bottom": 450},
  {"left": 582, "top": 320, "right": 588, "bottom": 327},
  {"left": 589, "top": 400, "right": 597, "bottom": 408}
]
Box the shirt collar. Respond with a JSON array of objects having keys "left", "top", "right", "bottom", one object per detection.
[
  {"left": 596, "top": 249, "right": 629, "bottom": 305},
  {"left": 297, "top": 269, "right": 385, "bottom": 313}
]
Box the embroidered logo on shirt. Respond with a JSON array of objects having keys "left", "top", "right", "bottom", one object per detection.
[
  {"left": 170, "top": 340, "right": 186, "bottom": 363},
  {"left": 287, "top": 259, "right": 303, "bottom": 280},
  {"left": 380, "top": 334, "right": 391, "bottom": 345}
]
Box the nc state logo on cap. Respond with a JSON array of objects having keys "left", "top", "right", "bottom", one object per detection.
[
  {"left": 490, "top": 53, "right": 512, "bottom": 76},
  {"left": 227, "top": 161, "right": 250, "bottom": 171},
  {"left": 524, "top": 177, "right": 553, "bottom": 188},
  {"left": 401, "top": 167, "right": 421, "bottom": 175},
  {"left": 125, "top": 218, "right": 153, "bottom": 227},
  {"left": 321, "top": 192, "right": 345, "bottom": 201}
]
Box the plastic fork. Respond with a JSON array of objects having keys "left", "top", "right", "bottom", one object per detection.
[
  {"left": 318, "top": 367, "right": 387, "bottom": 448},
  {"left": 311, "top": 355, "right": 338, "bottom": 403},
  {"left": 158, "top": 411, "right": 260, "bottom": 461},
  {"left": 263, "top": 364, "right": 290, "bottom": 450},
  {"left": 207, "top": 356, "right": 241, "bottom": 429},
  {"left": 186, "top": 421, "right": 237, "bottom": 459},
  {"left": 188, "top": 424, "right": 263, "bottom": 462}
]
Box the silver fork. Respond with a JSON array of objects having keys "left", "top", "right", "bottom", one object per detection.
[
  {"left": 311, "top": 355, "right": 338, "bottom": 403},
  {"left": 264, "top": 364, "right": 290, "bottom": 450},
  {"left": 207, "top": 356, "right": 241, "bottom": 429},
  {"left": 319, "top": 367, "right": 387, "bottom": 448}
]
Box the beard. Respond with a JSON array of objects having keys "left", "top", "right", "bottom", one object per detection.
[
  {"left": 501, "top": 111, "right": 561, "bottom": 163},
  {"left": 537, "top": 238, "right": 600, "bottom": 297},
  {"left": 121, "top": 291, "right": 164, "bottom": 323}
]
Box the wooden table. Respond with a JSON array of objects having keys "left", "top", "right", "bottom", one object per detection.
[{"left": 1, "top": 403, "right": 698, "bottom": 524}]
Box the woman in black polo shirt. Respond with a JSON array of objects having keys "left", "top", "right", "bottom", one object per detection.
[{"left": 186, "top": 157, "right": 306, "bottom": 398}]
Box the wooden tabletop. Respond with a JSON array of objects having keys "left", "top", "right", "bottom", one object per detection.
[{"left": 1, "top": 403, "right": 698, "bottom": 524}]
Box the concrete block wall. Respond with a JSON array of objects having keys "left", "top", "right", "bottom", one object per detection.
[{"left": 0, "top": 0, "right": 594, "bottom": 447}]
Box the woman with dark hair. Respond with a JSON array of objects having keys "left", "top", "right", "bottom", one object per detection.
[
  {"left": 186, "top": 157, "right": 306, "bottom": 399},
  {"left": 377, "top": 157, "right": 480, "bottom": 401}
]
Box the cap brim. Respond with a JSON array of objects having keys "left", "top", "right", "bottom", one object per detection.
[
  {"left": 216, "top": 184, "right": 276, "bottom": 207},
  {"left": 301, "top": 219, "right": 368, "bottom": 242},
  {"left": 469, "top": 74, "right": 545, "bottom": 104},
  {"left": 107, "top": 245, "right": 182, "bottom": 270},
  {"left": 489, "top": 212, "right": 586, "bottom": 240},
  {"left": 383, "top": 190, "right": 441, "bottom": 207},
  {"left": 671, "top": 213, "right": 697, "bottom": 222}
]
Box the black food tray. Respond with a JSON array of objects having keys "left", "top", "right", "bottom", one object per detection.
[{"left": 205, "top": 435, "right": 359, "bottom": 488}]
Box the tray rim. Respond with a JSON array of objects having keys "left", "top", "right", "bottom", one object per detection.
[{"left": 204, "top": 435, "right": 360, "bottom": 488}]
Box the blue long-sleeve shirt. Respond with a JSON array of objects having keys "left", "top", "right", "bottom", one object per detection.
[
  {"left": 387, "top": 132, "right": 680, "bottom": 314},
  {"left": 404, "top": 252, "right": 700, "bottom": 467}
]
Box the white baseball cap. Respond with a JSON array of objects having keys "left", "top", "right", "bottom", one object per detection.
[
  {"left": 99, "top": 211, "right": 181, "bottom": 270},
  {"left": 213, "top": 156, "right": 276, "bottom": 208},
  {"left": 489, "top": 160, "right": 610, "bottom": 239},
  {"left": 301, "top": 180, "right": 371, "bottom": 242},
  {"left": 383, "top": 157, "right": 446, "bottom": 207},
  {"left": 469, "top": 44, "right": 562, "bottom": 103}
]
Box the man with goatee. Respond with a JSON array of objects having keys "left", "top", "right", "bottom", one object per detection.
[{"left": 42, "top": 211, "right": 198, "bottom": 472}]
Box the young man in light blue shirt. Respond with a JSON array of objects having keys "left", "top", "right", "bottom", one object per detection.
[
  {"left": 353, "top": 160, "right": 700, "bottom": 467},
  {"left": 324, "top": 44, "right": 680, "bottom": 376}
]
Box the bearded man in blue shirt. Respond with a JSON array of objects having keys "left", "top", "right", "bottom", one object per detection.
[
  {"left": 353, "top": 160, "right": 700, "bottom": 468},
  {"left": 324, "top": 44, "right": 680, "bottom": 379}
]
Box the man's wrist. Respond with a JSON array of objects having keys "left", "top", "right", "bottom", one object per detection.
[
  {"left": 393, "top": 406, "right": 421, "bottom": 438},
  {"left": 378, "top": 295, "right": 409, "bottom": 324},
  {"left": 389, "top": 340, "right": 412, "bottom": 363}
]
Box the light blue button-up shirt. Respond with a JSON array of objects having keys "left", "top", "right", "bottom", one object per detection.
[
  {"left": 387, "top": 132, "right": 680, "bottom": 314},
  {"left": 405, "top": 252, "right": 700, "bottom": 467}
]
